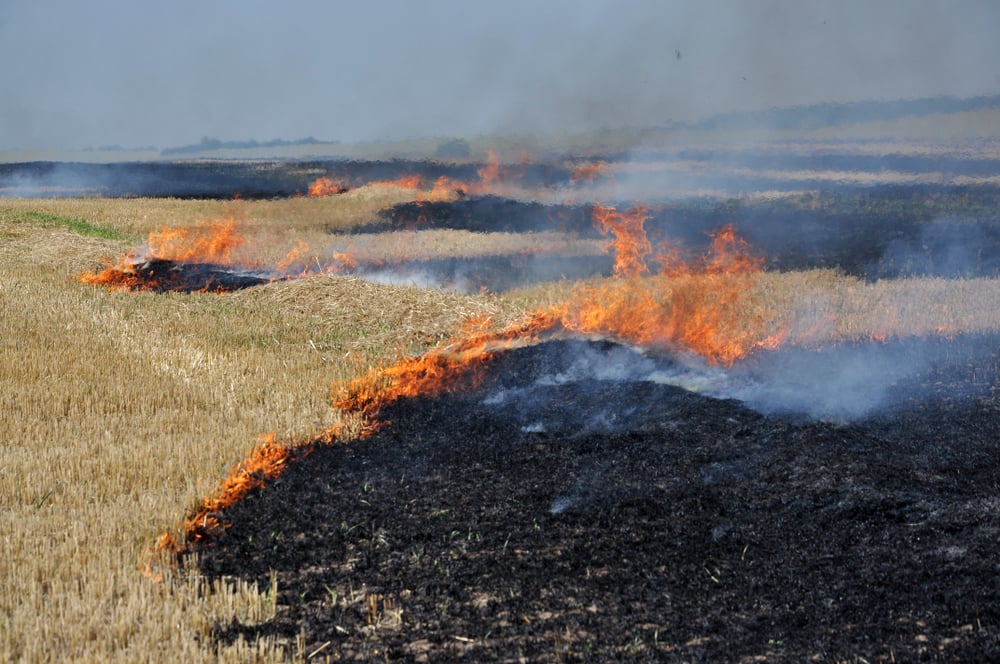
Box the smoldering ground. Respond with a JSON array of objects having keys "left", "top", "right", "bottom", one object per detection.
[{"left": 196, "top": 338, "right": 1000, "bottom": 660}]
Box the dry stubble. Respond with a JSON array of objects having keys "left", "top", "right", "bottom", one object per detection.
[{"left": 2, "top": 194, "right": 999, "bottom": 661}]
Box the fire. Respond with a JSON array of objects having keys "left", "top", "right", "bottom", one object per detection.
[
  {"left": 367, "top": 174, "right": 424, "bottom": 190},
  {"left": 178, "top": 432, "right": 291, "bottom": 546},
  {"left": 79, "top": 215, "right": 359, "bottom": 292},
  {"left": 145, "top": 217, "right": 244, "bottom": 264},
  {"left": 415, "top": 149, "right": 506, "bottom": 201},
  {"left": 78, "top": 216, "right": 255, "bottom": 292},
  {"left": 306, "top": 176, "right": 347, "bottom": 197},
  {"left": 333, "top": 313, "right": 561, "bottom": 423},
  {"left": 592, "top": 204, "right": 652, "bottom": 278},
  {"left": 552, "top": 205, "right": 772, "bottom": 365},
  {"left": 417, "top": 176, "right": 464, "bottom": 202},
  {"left": 570, "top": 162, "right": 608, "bottom": 185},
  {"left": 476, "top": 148, "right": 501, "bottom": 188},
  {"left": 154, "top": 204, "right": 776, "bottom": 557},
  {"left": 334, "top": 205, "right": 772, "bottom": 426}
]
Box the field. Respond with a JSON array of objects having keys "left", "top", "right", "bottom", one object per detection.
[{"left": 2, "top": 148, "right": 999, "bottom": 661}]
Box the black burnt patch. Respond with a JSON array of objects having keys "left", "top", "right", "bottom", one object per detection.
[
  {"left": 371, "top": 189, "right": 1000, "bottom": 279},
  {"left": 193, "top": 338, "right": 1000, "bottom": 661},
  {"left": 117, "top": 259, "right": 277, "bottom": 293},
  {"left": 358, "top": 253, "right": 615, "bottom": 292},
  {"left": 370, "top": 196, "right": 600, "bottom": 236}
]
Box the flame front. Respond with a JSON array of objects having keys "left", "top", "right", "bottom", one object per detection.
[
  {"left": 367, "top": 174, "right": 424, "bottom": 190},
  {"left": 567, "top": 208, "right": 770, "bottom": 364},
  {"left": 333, "top": 313, "right": 561, "bottom": 423},
  {"left": 332, "top": 204, "right": 773, "bottom": 434}
]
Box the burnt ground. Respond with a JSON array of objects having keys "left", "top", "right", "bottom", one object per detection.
[
  {"left": 373, "top": 191, "right": 1000, "bottom": 281},
  {"left": 99, "top": 254, "right": 615, "bottom": 294},
  {"left": 193, "top": 338, "right": 1000, "bottom": 662},
  {"left": 113, "top": 259, "right": 279, "bottom": 293},
  {"left": 0, "top": 159, "right": 570, "bottom": 199}
]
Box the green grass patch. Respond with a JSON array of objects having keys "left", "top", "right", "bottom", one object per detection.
[{"left": 12, "top": 210, "right": 131, "bottom": 241}]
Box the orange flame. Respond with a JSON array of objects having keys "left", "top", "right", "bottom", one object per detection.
[
  {"left": 476, "top": 148, "right": 501, "bottom": 187},
  {"left": 570, "top": 162, "right": 607, "bottom": 185},
  {"left": 145, "top": 218, "right": 245, "bottom": 264},
  {"left": 593, "top": 204, "right": 652, "bottom": 279},
  {"left": 374, "top": 174, "right": 424, "bottom": 189},
  {"left": 79, "top": 216, "right": 360, "bottom": 292},
  {"left": 415, "top": 149, "right": 506, "bottom": 201},
  {"left": 333, "top": 313, "right": 560, "bottom": 423},
  {"left": 78, "top": 217, "right": 255, "bottom": 292},
  {"left": 157, "top": 432, "right": 291, "bottom": 549},
  {"left": 156, "top": 209, "right": 771, "bottom": 557},
  {"left": 551, "top": 206, "right": 771, "bottom": 365},
  {"left": 306, "top": 176, "right": 347, "bottom": 197},
  {"left": 417, "top": 176, "right": 465, "bottom": 202}
]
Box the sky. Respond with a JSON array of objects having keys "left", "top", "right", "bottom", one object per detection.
[{"left": 2, "top": 0, "right": 999, "bottom": 150}]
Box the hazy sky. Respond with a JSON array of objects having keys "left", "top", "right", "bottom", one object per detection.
[{"left": 2, "top": 0, "right": 998, "bottom": 150}]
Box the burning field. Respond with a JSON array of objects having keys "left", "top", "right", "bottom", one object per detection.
[{"left": 3, "top": 148, "right": 1000, "bottom": 661}]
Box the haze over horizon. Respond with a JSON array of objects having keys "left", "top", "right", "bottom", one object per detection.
[{"left": 2, "top": 0, "right": 999, "bottom": 151}]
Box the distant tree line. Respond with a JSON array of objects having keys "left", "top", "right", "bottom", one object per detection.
[{"left": 160, "top": 136, "right": 335, "bottom": 156}]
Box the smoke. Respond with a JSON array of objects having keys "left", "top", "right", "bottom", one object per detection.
[
  {"left": 3, "top": 0, "right": 999, "bottom": 150},
  {"left": 480, "top": 335, "right": 997, "bottom": 432},
  {"left": 719, "top": 342, "right": 936, "bottom": 421},
  {"left": 871, "top": 217, "right": 1000, "bottom": 280}
]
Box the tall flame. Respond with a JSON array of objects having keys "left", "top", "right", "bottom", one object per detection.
[
  {"left": 144, "top": 218, "right": 245, "bottom": 264},
  {"left": 554, "top": 207, "right": 771, "bottom": 365},
  {"left": 592, "top": 204, "right": 652, "bottom": 278}
]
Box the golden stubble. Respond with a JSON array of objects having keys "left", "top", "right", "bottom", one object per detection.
[{"left": 1, "top": 194, "right": 999, "bottom": 661}]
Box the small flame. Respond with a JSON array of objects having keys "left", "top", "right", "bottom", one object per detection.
[
  {"left": 175, "top": 432, "right": 290, "bottom": 546},
  {"left": 569, "top": 162, "right": 608, "bottom": 185},
  {"left": 476, "top": 148, "right": 501, "bottom": 187},
  {"left": 306, "top": 176, "right": 347, "bottom": 197},
  {"left": 415, "top": 149, "right": 506, "bottom": 201},
  {"left": 366, "top": 174, "right": 425, "bottom": 190},
  {"left": 78, "top": 215, "right": 359, "bottom": 292},
  {"left": 417, "top": 176, "right": 464, "bottom": 202}
]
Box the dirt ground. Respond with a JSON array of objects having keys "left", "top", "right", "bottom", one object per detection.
[{"left": 192, "top": 338, "right": 999, "bottom": 662}]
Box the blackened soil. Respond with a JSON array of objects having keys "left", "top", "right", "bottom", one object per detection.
[
  {"left": 359, "top": 254, "right": 615, "bottom": 293},
  {"left": 0, "top": 160, "right": 572, "bottom": 200},
  {"left": 111, "top": 259, "right": 278, "bottom": 293},
  {"left": 194, "top": 340, "right": 1000, "bottom": 662},
  {"left": 122, "top": 255, "right": 614, "bottom": 294},
  {"left": 374, "top": 192, "right": 1000, "bottom": 279}
]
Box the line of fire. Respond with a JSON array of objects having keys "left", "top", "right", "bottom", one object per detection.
[{"left": 69, "top": 150, "right": 1000, "bottom": 659}]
